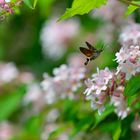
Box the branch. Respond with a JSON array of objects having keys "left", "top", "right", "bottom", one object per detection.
[{"left": 119, "top": 0, "right": 140, "bottom": 7}]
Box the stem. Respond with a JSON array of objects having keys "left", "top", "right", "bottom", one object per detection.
[{"left": 119, "top": 0, "right": 140, "bottom": 7}]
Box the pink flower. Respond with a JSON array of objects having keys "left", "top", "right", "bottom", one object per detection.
[
  {"left": 84, "top": 67, "right": 113, "bottom": 115},
  {"left": 115, "top": 45, "right": 140, "bottom": 80},
  {"left": 41, "top": 73, "right": 56, "bottom": 104},
  {"left": 92, "top": 67, "right": 113, "bottom": 95},
  {"left": 111, "top": 86, "right": 130, "bottom": 119},
  {"left": 84, "top": 79, "right": 95, "bottom": 96},
  {"left": 118, "top": 61, "right": 137, "bottom": 80},
  {"left": 90, "top": 93, "right": 106, "bottom": 115},
  {"left": 120, "top": 23, "right": 140, "bottom": 46},
  {"left": 83, "top": 68, "right": 130, "bottom": 119},
  {"left": 41, "top": 64, "right": 86, "bottom": 103},
  {"left": 23, "top": 83, "right": 45, "bottom": 113},
  {"left": 0, "top": 62, "right": 19, "bottom": 84},
  {"left": 0, "top": 122, "right": 15, "bottom": 140},
  {"left": 92, "top": 0, "right": 126, "bottom": 25},
  {"left": 40, "top": 18, "right": 79, "bottom": 59},
  {"left": 115, "top": 47, "right": 130, "bottom": 63}
]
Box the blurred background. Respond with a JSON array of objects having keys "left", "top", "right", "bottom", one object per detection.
[{"left": 0, "top": 0, "right": 140, "bottom": 140}]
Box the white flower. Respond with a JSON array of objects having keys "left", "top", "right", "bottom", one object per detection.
[
  {"left": 41, "top": 64, "right": 86, "bottom": 102},
  {"left": 40, "top": 18, "right": 79, "bottom": 59},
  {"left": 84, "top": 79, "right": 95, "bottom": 96},
  {"left": 119, "top": 61, "right": 137, "bottom": 80},
  {"left": 92, "top": 0, "right": 126, "bottom": 25},
  {"left": 115, "top": 47, "right": 130, "bottom": 63},
  {"left": 111, "top": 86, "right": 130, "bottom": 119},
  {"left": 84, "top": 67, "right": 113, "bottom": 115},
  {"left": 120, "top": 23, "right": 140, "bottom": 46},
  {"left": 23, "top": 83, "right": 45, "bottom": 113},
  {"left": 0, "top": 62, "right": 19, "bottom": 83},
  {"left": 41, "top": 73, "right": 57, "bottom": 104},
  {"left": 23, "top": 84, "right": 43, "bottom": 104},
  {"left": 92, "top": 67, "right": 113, "bottom": 95},
  {"left": 91, "top": 93, "right": 106, "bottom": 115},
  {"left": 115, "top": 45, "right": 140, "bottom": 80}
]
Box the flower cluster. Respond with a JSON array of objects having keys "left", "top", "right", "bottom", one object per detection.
[
  {"left": 119, "top": 23, "right": 140, "bottom": 46},
  {"left": 0, "top": 0, "right": 22, "bottom": 20},
  {"left": 93, "top": 0, "right": 127, "bottom": 25},
  {"left": 83, "top": 23, "right": 140, "bottom": 119},
  {"left": 115, "top": 45, "right": 140, "bottom": 80},
  {"left": 40, "top": 18, "right": 79, "bottom": 60},
  {"left": 41, "top": 64, "right": 86, "bottom": 104},
  {"left": 91, "top": 0, "right": 132, "bottom": 45},
  {"left": 115, "top": 23, "right": 140, "bottom": 80},
  {"left": 84, "top": 67, "right": 130, "bottom": 119}
]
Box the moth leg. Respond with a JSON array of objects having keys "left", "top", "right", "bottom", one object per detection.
[{"left": 84, "top": 58, "right": 89, "bottom": 65}]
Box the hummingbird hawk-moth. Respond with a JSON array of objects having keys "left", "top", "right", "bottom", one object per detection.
[{"left": 79, "top": 41, "right": 103, "bottom": 65}]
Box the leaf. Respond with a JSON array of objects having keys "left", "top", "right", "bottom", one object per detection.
[
  {"left": 125, "top": 1, "right": 140, "bottom": 16},
  {"left": 113, "top": 122, "right": 121, "bottom": 140},
  {"left": 0, "top": 86, "right": 26, "bottom": 121},
  {"left": 124, "top": 74, "right": 140, "bottom": 96},
  {"left": 23, "top": 0, "right": 38, "bottom": 9},
  {"left": 59, "top": 0, "right": 107, "bottom": 21},
  {"left": 87, "top": 105, "right": 114, "bottom": 132},
  {"left": 119, "top": 115, "right": 134, "bottom": 140},
  {"left": 94, "top": 105, "right": 114, "bottom": 128}
]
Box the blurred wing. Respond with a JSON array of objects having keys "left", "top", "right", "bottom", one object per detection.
[
  {"left": 85, "top": 41, "right": 96, "bottom": 51},
  {"left": 79, "top": 47, "right": 93, "bottom": 57}
]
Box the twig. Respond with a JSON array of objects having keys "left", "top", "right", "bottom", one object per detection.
[{"left": 119, "top": 0, "right": 140, "bottom": 7}]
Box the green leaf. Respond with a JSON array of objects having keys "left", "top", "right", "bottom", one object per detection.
[
  {"left": 59, "top": 0, "right": 107, "bottom": 21},
  {"left": 0, "top": 86, "right": 26, "bottom": 121},
  {"left": 94, "top": 105, "right": 114, "bottom": 128},
  {"left": 125, "top": 1, "right": 140, "bottom": 16},
  {"left": 119, "top": 115, "right": 134, "bottom": 140},
  {"left": 124, "top": 74, "right": 140, "bottom": 96},
  {"left": 23, "top": 0, "right": 38, "bottom": 9},
  {"left": 113, "top": 122, "right": 121, "bottom": 140}
]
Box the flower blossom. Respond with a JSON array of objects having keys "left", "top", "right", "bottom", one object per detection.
[
  {"left": 120, "top": 23, "right": 140, "bottom": 46},
  {"left": 0, "top": 0, "right": 23, "bottom": 21},
  {"left": 93, "top": 0, "right": 126, "bottom": 25},
  {"left": 115, "top": 45, "right": 140, "bottom": 80},
  {"left": 40, "top": 18, "right": 79, "bottom": 60},
  {"left": 0, "top": 62, "right": 19, "bottom": 84},
  {"left": 41, "top": 64, "right": 86, "bottom": 104},
  {"left": 83, "top": 67, "right": 129, "bottom": 119},
  {"left": 84, "top": 67, "right": 113, "bottom": 115},
  {"left": 111, "top": 86, "right": 130, "bottom": 119}
]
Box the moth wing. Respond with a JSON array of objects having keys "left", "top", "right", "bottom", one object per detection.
[
  {"left": 79, "top": 47, "right": 93, "bottom": 57},
  {"left": 85, "top": 41, "right": 97, "bottom": 51}
]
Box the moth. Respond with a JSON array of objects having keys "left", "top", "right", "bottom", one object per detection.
[{"left": 79, "top": 41, "right": 103, "bottom": 65}]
